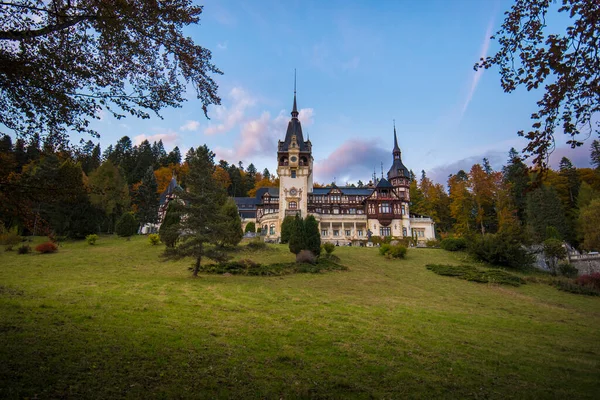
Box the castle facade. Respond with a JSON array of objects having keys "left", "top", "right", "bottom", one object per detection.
[{"left": 235, "top": 91, "right": 436, "bottom": 244}]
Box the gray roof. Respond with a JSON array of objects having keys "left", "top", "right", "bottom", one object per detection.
[
  {"left": 159, "top": 176, "right": 181, "bottom": 205},
  {"left": 376, "top": 177, "right": 393, "bottom": 188},
  {"left": 233, "top": 197, "right": 259, "bottom": 205},
  {"left": 278, "top": 93, "right": 311, "bottom": 153},
  {"left": 387, "top": 127, "right": 410, "bottom": 179}
]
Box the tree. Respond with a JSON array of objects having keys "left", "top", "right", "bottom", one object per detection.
[
  {"left": 502, "top": 148, "right": 530, "bottom": 222},
  {"left": 244, "top": 222, "right": 256, "bottom": 234},
  {"left": 591, "top": 140, "right": 600, "bottom": 170},
  {"left": 543, "top": 238, "right": 567, "bottom": 275},
  {"left": 288, "top": 215, "right": 305, "bottom": 256},
  {"left": 215, "top": 198, "right": 243, "bottom": 248},
  {"left": 165, "top": 147, "right": 182, "bottom": 166},
  {"left": 88, "top": 160, "right": 130, "bottom": 232},
  {"left": 134, "top": 166, "right": 159, "bottom": 228},
  {"left": 159, "top": 202, "right": 180, "bottom": 248},
  {"left": 163, "top": 145, "right": 229, "bottom": 277},
  {"left": 579, "top": 198, "right": 600, "bottom": 251},
  {"left": 526, "top": 186, "right": 568, "bottom": 243},
  {"left": 115, "top": 212, "right": 138, "bottom": 238},
  {"left": 448, "top": 172, "right": 474, "bottom": 236},
  {"left": 0, "top": 1, "right": 221, "bottom": 141},
  {"left": 475, "top": 0, "right": 600, "bottom": 168},
  {"left": 304, "top": 215, "right": 321, "bottom": 256},
  {"left": 212, "top": 166, "right": 231, "bottom": 191},
  {"left": 280, "top": 216, "right": 295, "bottom": 244}
]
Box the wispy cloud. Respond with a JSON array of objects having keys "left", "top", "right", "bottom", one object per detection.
[
  {"left": 460, "top": 17, "right": 495, "bottom": 119},
  {"left": 217, "top": 41, "right": 228, "bottom": 50},
  {"left": 134, "top": 131, "right": 180, "bottom": 147},
  {"left": 314, "top": 139, "right": 389, "bottom": 184},
  {"left": 179, "top": 120, "right": 200, "bottom": 132},
  {"left": 214, "top": 107, "right": 315, "bottom": 163},
  {"left": 204, "top": 87, "right": 256, "bottom": 135}
]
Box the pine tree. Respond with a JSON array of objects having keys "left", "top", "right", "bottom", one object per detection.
[
  {"left": 115, "top": 212, "right": 138, "bottom": 238},
  {"left": 159, "top": 202, "right": 181, "bottom": 248},
  {"left": 526, "top": 186, "right": 568, "bottom": 243},
  {"left": 591, "top": 140, "right": 600, "bottom": 170},
  {"left": 502, "top": 148, "right": 530, "bottom": 222},
  {"left": 163, "top": 145, "right": 229, "bottom": 277},
  {"left": 166, "top": 146, "right": 182, "bottom": 166},
  {"left": 280, "top": 216, "right": 295, "bottom": 244},
  {"left": 216, "top": 198, "right": 243, "bottom": 247},
  {"left": 134, "top": 166, "right": 159, "bottom": 227}
]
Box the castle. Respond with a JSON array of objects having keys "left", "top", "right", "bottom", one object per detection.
[{"left": 234, "top": 90, "right": 436, "bottom": 244}]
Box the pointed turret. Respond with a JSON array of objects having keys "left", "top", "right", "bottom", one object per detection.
[
  {"left": 291, "top": 69, "right": 299, "bottom": 119},
  {"left": 278, "top": 72, "right": 309, "bottom": 152},
  {"left": 387, "top": 123, "right": 410, "bottom": 179}
]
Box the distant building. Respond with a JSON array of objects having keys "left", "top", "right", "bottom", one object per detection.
[
  {"left": 234, "top": 89, "right": 435, "bottom": 244},
  {"left": 140, "top": 174, "right": 181, "bottom": 235}
]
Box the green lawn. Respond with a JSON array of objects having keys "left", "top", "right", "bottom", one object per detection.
[{"left": 1, "top": 236, "right": 599, "bottom": 399}]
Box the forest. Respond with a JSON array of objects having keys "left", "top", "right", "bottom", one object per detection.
[{"left": 0, "top": 134, "right": 599, "bottom": 251}]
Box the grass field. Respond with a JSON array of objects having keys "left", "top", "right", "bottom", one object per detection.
[{"left": 1, "top": 236, "right": 599, "bottom": 399}]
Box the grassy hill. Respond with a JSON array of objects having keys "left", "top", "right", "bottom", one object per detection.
[{"left": 1, "top": 236, "right": 599, "bottom": 399}]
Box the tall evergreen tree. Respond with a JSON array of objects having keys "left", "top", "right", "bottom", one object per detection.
[
  {"left": 280, "top": 216, "right": 295, "bottom": 244},
  {"left": 134, "top": 166, "right": 159, "bottom": 228},
  {"left": 88, "top": 160, "right": 130, "bottom": 233},
  {"left": 166, "top": 146, "right": 182, "bottom": 166},
  {"left": 288, "top": 215, "right": 305, "bottom": 255},
  {"left": 216, "top": 198, "right": 243, "bottom": 247},
  {"left": 163, "top": 145, "right": 229, "bottom": 277},
  {"left": 304, "top": 215, "right": 321, "bottom": 256},
  {"left": 502, "top": 148, "right": 529, "bottom": 222},
  {"left": 591, "top": 140, "right": 600, "bottom": 170},
  {"left": 526, "top": 186, "right": 568, "bottom": 243}
]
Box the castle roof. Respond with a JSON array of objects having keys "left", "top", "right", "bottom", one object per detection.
[
  {"left": 387, "top": 125, "right": 410, "bottom": 179},
  {"left": 278, "top": 82, "right": 311, "bottom": 153}
]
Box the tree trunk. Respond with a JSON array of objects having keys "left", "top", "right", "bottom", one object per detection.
[{"left": 192, "top": 245, "right": 202, "bottom": 277}]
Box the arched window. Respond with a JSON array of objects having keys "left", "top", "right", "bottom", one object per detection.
[
  {"left": 269, "top": 224, "right": 276, "bottom": 235},
  {"left": 289, "top": 201, "right": 297, "bottom": 209}
]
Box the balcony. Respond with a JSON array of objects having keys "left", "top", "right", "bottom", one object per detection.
[{"left": 285, "top": 209, "right": 301, "bottom": 217}]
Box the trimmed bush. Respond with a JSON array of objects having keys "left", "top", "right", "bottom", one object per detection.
[
  {"left": 555, "top": 279, "right": 600, "bottom": 296},
  {"left": 86, "top": 234, "right": 98, "bottom": 245},
  {"left": 322, "top": 242, "right": 335, "bottom": 255},
  {"left": 426, "top": 264, "right": 525, "bottom": 287},
  {"left": 440, "top": 237, "right": 467, "bottom": 251},
  {"left": 379, "top": 244, "right": 407, "bottom": 259},
  {"left": 199, "top": 258, "right": 348, "bottom": 276},
  {"left": 246, "top": 238, "right": 267, "bottom": 251},
  {"left": 148, "top": 234, "right": 160, "bottom": 245},
  {"left": 468, "top": 233, "right": 534, "bottom": 270},
  {"left": 17, "top": 244, "right": 31, "bottom": 254},
  {"left": 35, "top": 242, "right": 58, "bottom": 254}
]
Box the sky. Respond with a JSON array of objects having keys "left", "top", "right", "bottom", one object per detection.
[{"left": 86, "top": 0, "right": 594, "bottom": 185}]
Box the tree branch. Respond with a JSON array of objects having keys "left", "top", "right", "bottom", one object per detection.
[{"left": 0, "top": 15, "right": 95, "bottom": 40}]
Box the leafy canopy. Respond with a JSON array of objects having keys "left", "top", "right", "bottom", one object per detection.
[
  {"left": 476, "top": 0, "right": 599, "bottom": 168},
  {"left": 0, "top": 0, "right": 222, "bottom": 141}
]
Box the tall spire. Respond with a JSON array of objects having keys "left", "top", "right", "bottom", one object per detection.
[
  {"left": 291, "top": 69, "right": 299, "bottom": 119},
  {"left": 393, "top": 120, "right": 400, "bottom": 153}
]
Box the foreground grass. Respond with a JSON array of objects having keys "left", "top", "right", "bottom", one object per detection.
[{"left": 0, "top": 236, "right": 599, "bottom": 399}]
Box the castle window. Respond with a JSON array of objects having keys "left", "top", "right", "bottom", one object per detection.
[
  {"left": 401, "top": 205, "right": 406, "bottom": 215},
  {"left": 380, "top": 227, "right": 391, "bottom": 237},
  {"left": 333, "top": 208, "right": 339, "bottom": 214},
  {"left": 403, "top": 227, "right": 408, "bottom": 237},
  {"left": 270, "top": 224, "right": 275, "bottom": 235},
  {"left": 321, "top": 229, "right": 328, "bottom": 237},
  {"left": 289, "top": 201, "right": 297, "bottom": 209},
  {"left": 333, "top": 230, "right": 339, "bottom": 236},
  {"left": 345, "top": 229, "right": 351, "bottom": 236},
  {"left": 357, "top": 230, "right": 363, "bottom": 237},
  {"left": 379, "top": 203, "right": 391, "bottom": 214},
  {"left": 291, "top": 170, "right": 296, "bottom": 178}
]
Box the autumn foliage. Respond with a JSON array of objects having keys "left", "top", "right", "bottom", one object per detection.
[{"left": 35, "top": 242, "right": 58, "bottom": 254}]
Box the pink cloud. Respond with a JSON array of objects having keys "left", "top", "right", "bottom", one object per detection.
[{"left": 134, "top": 131, "right": 180, "bottom": 147}]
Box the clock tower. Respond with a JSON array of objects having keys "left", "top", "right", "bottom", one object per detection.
[{"left": 277, "top": 85, "right": 313, "bottom": 229}]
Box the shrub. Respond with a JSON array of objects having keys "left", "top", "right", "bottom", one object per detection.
[
  {"left": 322, "top": 242, "right": 335, "bottom": 255},
  {"left": 543, "top": 238, "right": 566, "bottom": 275},
  {"left": 246, "top": 238, "right": 267, "bottom": 251},
  {"left": 387, "top": 245, "right": 407, "bottom": 259},
  {"left": 426, "top": 239, "right": 440, "bottom": 248},
  {"left": 558, "top": 262, "right": 578, "bottom": 278},
  {"left": 379, "top": 244, "right": 407, "bottom": 259},
  {"left": 35, "top": 242, "right": 58, "bottom": 254},
  {"left": 148, "top": 233, "right": 160, "bottom": 245},
  {"left": 440, "top": 237, "right": 467, "bottom": 251},
  {"left": 576, "top": 272, "right": 600, "bottom": 290},
  {"left": 468, "top": 233, "right": 534, "bottom": 270},
  {"left": 296, "top": 249, "right": 316, "bottom": 264},
  {"left": 554, "top": 279, "right": 600, "bottom": 296},
  {"left": 1, "top": 227, "right": 21, "bottom": 250},
  {"left": 426, "top": 264, "right": 525, "bottom": 287},
  {"left": 86, "top": 234, "right": 98, "bottom": 245},
  {"left": 159, "top": 202, "right": 180, "bottom": 248},
  {"left": 17, "top": 244, "right": 31, "bottom": 254},
  {"left": 379, "top": 243, "right": 391, "bottom": 256},
  {"left": 115, "top": 212, "right": 138, "bottom": 238}
]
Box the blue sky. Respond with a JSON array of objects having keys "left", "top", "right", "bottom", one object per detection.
[{"left": 89, "top": 0, "right": 593, "bottom": 185}]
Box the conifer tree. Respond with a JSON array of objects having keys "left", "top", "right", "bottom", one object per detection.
[
  {"left": 134, "top": 166, "right": 159, "bottom": 228},
  {"left": 216, "top": 198, "right": 243, "bottom": 247},
  {"left": 115, "top": 212, "right": 138, "bottom": 238},
  {"left": 280, "top": 216, "right": 295, "bottom": 244},
  {"left": 526, "top": 186, "right": 568, "bottom": 243},
  {"left": 159, "top": 202, "right": 180, "bottom": 248},
  {"left": 304, "top": 215, "right": 321, "bottom": 256},
  {"left": 163, "top": 145, "right": 229, "bottom": 277},
  {"left": 288, "top": 215, "right": 305, "bottom": 255}
]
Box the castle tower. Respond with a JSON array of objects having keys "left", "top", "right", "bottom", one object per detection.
[
  {"left": 386, "top": 123, "right": 411, "bottom": 236},
  {"left": 277, "top": 78, "right": 313, "bottom": 227}
]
